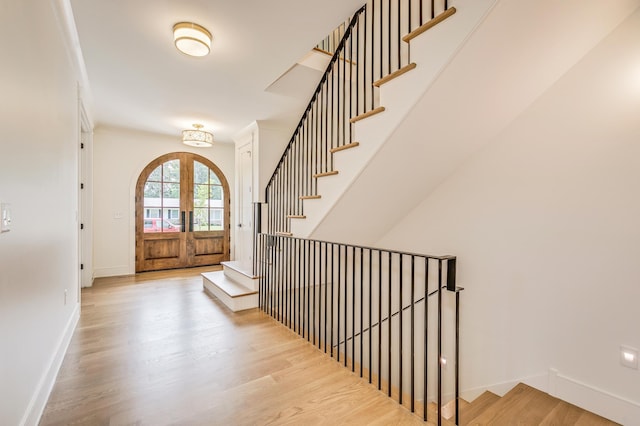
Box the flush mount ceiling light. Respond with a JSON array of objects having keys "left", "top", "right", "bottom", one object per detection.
[
  {"left": 173, "top": 22, "right": 212, "bottom": 57},
  {"left": 182, "top": 124, "right": 213, "bottom": 147}
]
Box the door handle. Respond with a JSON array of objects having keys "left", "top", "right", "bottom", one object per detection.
[
  {"left": 181, "top": 211, "right": 186, "bottom": 232},
  {"left": 189, "top": 211, "right": 194, "bottom": 232}
]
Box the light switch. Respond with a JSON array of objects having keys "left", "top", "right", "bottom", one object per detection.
[
  {"left": 621, "top": 345, "right": 638, "bottom": 370},
  {"left": 1, "top": 202, "right": 11, "bottom": 233}
]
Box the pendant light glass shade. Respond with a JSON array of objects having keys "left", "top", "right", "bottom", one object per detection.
[
  {"left": 182, "top": 124, "right": 213, "bottom": 147},
  {"left": 173, "top": 22, "right": 212, "bottom": 57}
]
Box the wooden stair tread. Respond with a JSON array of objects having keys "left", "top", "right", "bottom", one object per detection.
[
  {"left": 275, "top": 231, "right": 293, "bottom": 237},
  {"left": 373, "top": 63, "right": 417, "bottom": 87},
  {"left": 313, "top": 170, "right": 339, "bottom": 178},
  {"left": 312, "top": 47, "right": 357, "bottom": 65},
  {"left": 460, "top": 391, "right": 501, "bottom": 424},
  {"left": 330, "top": 141, "right": 360, "bottom": 154},
  {"left": 350, "top": 106, "right": 385, "bottom": 124},
  {"left": 287, "top": 215, "right": 306, "bottom": 219},
  {"left": 201, "top": 271, "right": 257, "bottom": 298},
  {"left": 403, "top": 7, "right": 457, "bottom": 43},
  {"left": 539, "top": 400, "right": 615, "bottom": 426},
  {"left": 300, "top": 195, "right": 321, "bottom": 200}
]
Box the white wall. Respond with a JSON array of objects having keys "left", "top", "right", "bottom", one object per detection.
[
  {"left": 92, "top": 126, "right": 235, "bottom": 277},
  {"left": 0, "top": 0, "right": 82, "bottom": 424},
  {"left": 377, "top": 8, "right": 640, "bottom": 423}
]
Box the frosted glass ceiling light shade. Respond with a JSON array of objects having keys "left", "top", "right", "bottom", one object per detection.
[
  {"left": 182, "top": 124, "right": 213, "bottom": 147},
  {"left": 173, "top": 22, "right": 212, "bottom": 57}
]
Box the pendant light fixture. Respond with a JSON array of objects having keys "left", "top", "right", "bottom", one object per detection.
[
  {"left": 173, "top": 22, "right": 212, "bottom": 57},
  {"left": 182, "top": 124, "right": 213, "bottom": 147}
]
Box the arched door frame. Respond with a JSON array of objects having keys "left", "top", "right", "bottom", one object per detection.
[{"left": 134, "top": 151, "right": 230, "bottom": 272}]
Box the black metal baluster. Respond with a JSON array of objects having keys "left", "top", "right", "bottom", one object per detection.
[
  {"left": 398, "top": 0, "right": 402, "bottom": 71},
  {"left": 364, "top": 6, "right": 368, "bottom": 114},
  {"left": 331, "top": 243, "right": 336, "bottom": 358},
  {"left": 388, "top": 251, "right": 392, "bottom": 398},
  {"left": 424, "top": 257, "right": 430, "bottom": 422},
  {"left": 378, "top": 250, "right": 382, "bottom": 391},
  {"left": 307, "top": 239, "right": 312, "bottom": 341},
  {"left": 352, "top": 246, "right": 356, "bottom": 372},
  {"left": 456, "top": 286, "right": 461, "bottom": 426},
  {"left": 312, "top": 241, "right": 316, "bottom": 345},
  {"left": 437, "top": 259, "right": 443, "bottom": 426},
  {"left": 411, "top": 255, "right": 415, "bottom": 413},
  {"left": 399, "top": 254, "right": 403, "bottom": 406},
  {"left": 325, "top": 242, "right": 329, "bottom": 353},
  {"left": 335, "top": 244, "right": 340, "bottom": 361},
  {"left": 360, "top": 247, "right": 364, "bottom": 378},
  {"left": 368, "top": 249, "right": 373, "bottom": 384},
  {"left": 344, "top": 245, "right": 348, "bottom": 368},
  {"left": 387, "top": 0, "right": 391, "bottom": 77}
]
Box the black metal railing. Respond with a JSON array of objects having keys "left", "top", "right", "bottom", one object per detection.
[
  {"left": 265, "top": 0, "right": 454, "bottom": 234},
  {"left": 257, "top": 233, "right": 462, "bottom": 425}
]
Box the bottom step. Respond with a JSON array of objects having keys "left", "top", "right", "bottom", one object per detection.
[{"left": 202, "top": 271, "right": 258, "bottom": 312}]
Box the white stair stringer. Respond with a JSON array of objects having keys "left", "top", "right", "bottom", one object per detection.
[
  {"left": 202, "top": 271, "right": 258, "bottom": 312},
  {"left": 290, "top": 0, "right": 496, "bottom": 238}
]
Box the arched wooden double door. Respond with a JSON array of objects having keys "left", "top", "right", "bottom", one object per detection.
[{"left": 135, "top": 152, "right": 230, "bottom": 272}]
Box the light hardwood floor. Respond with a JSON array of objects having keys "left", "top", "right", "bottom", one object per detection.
[{"left": 40, "top": 267, "right": 425, "bottom": 425}]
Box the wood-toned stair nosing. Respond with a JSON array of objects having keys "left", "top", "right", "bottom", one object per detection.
[
  {"left": 300, "top": 195, "right": 321, "bottom": 200},
  {"left": 350, "top": 106, "right": 385, "bottom": 124},
  {"left": 287, "top": 215, "right": 306, "bottom": 219},
  {"left": 201, "top": 272, "right": 257, "bottom": 299},
  {"left": 313, "top": 170, "right": 339, "bottom": 178},
  {"left": 403, "top": 7, "right": 457, "bottom": 43},
  {"left": 330, "top": 141, "right": 360, "bottom": 154},
  {"left": 312, "top": 47, "right": 357, "bottom": 65},
  {"left": 275, "top": 231, "right": 293, "bottom": 237},
  {"left": 373, "top": 63, "right": 417, "bottom": 87}
]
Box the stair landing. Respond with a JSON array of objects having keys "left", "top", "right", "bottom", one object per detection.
[{"left": 456, "top": 383, "right": 618, "bottom": 425}]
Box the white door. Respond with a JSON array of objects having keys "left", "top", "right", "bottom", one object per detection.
[{"left": 237, "top": 148, "right": 254, "bottom": 273}]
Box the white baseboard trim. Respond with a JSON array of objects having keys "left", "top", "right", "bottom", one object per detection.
[
  {"left": 93, "top": 265, "right": 131, "bottom": 278},
  {"left": 459, "top": 373, "right": 548, "bottom": 402},
  {"left": 548, "top": 369, "right": 640, "bottom": 425},
  {"left": 20, "top": 304, "right": 80, "bottom": 426}
]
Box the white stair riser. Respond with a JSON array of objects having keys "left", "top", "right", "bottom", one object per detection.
[
  {"left": 223, "top": 266, "right": 260, "bottom": 291},
  {"left": 203, "top": 278, "right": 258, "bottom": 312}
]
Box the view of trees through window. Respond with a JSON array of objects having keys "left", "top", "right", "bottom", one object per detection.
[
  {"left": 141, "top": 158, "right": 224, "bottom": 232},
  {"left": 143, "top": 159, "right": 180, "bottom": 232},
  {"left": 193, "top": 161, "right": 224, "bottom": 231}
]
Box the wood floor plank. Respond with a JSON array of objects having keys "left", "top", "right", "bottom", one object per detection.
[{"left": 40, "top": 270, "right": 426, "bottom": 426}]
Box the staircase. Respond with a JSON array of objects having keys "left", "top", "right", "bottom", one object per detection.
[
  {"left": 202, "top": 261, "right": 259, "bottom": 312},
  {"left": 264, "top": 0, "right": 496, "bottom": 239},
  {"left": 433, "top": 383, "right": 618, "bottom": 425}
]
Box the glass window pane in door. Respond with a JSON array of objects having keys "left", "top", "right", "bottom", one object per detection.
[
  {"left": 163, "top": 160, "right": 180, "bottom": 182},
  {"left": 210, "top": 208, "right": 223, "bottom": 230},
  {"left": 193, "top": 184, "right": 209, "bottom": 208},
  {"left": 144, "top": 183, "right": 162, "bottom": 207},
  {"left": 194, "top": 161, "right": 208, "bottom": 184},
  {"left": 143, "top": 160, "right": 181, "bottom": 233},
  {"left": 148, "top": 165, "right": 162, "bottom": 182},
  {"left": 193, "top": 207, "right": 209, "bottom": 231}
]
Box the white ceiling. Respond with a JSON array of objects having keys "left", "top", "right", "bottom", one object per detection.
[{"left": 69, "top": 0, "right": 364, "bottom": 143}]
